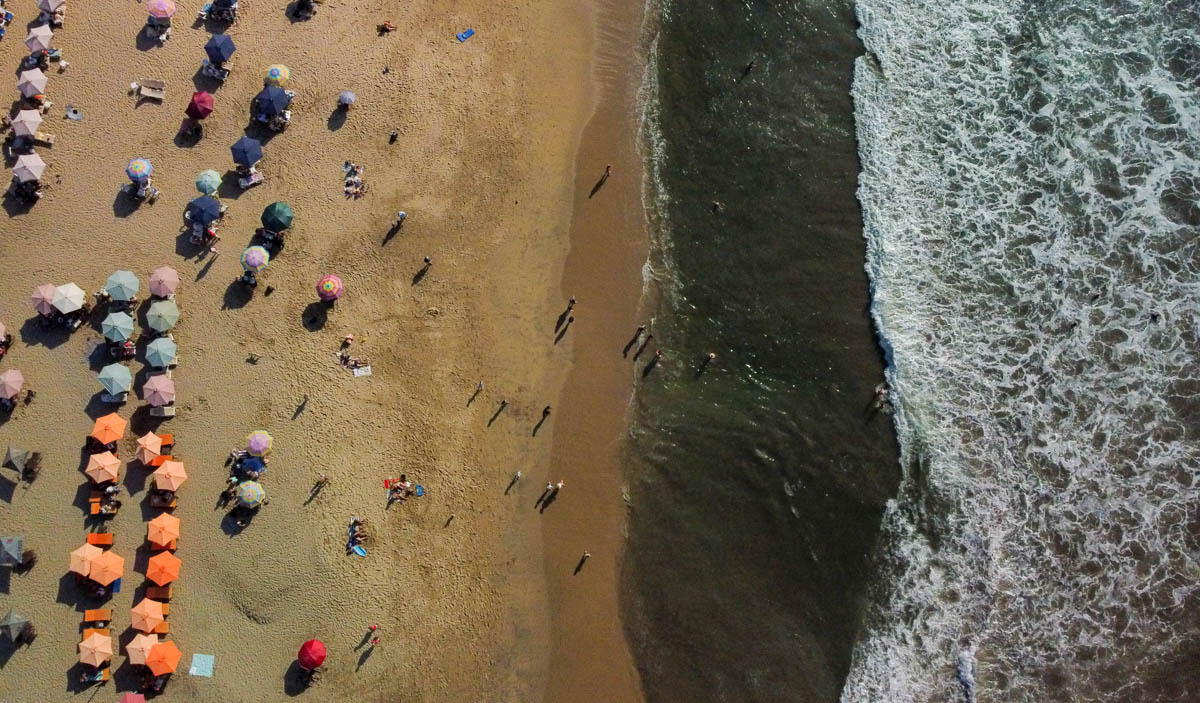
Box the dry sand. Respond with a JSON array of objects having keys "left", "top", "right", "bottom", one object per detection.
[{"left": 0, "top": 0, "right": 648, "bottom": 699}]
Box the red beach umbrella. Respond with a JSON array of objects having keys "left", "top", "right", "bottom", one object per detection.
[
  {"left": 185, "top": 91, "right": 214, "bottom": 119},
  {"left": 297, "top": 639, "right": 326, "bottom": 669}
]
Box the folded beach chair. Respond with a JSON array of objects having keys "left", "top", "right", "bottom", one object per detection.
[
  {"left": 86, "top": 533, "right": 114, "bottom": 547},
  {"left": 83, "top": 609, "right": 111, "bottom": 624},
  {"left": 147, "top": 585, "right": 172, "bottom": 601}
]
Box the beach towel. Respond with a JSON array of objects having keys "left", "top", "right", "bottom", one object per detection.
[
  {"left": 189, "top": 653, "right": 215, "bottom": 677},
  {"left": 456, "top": 28, "right": 474, "bottom": 42}
]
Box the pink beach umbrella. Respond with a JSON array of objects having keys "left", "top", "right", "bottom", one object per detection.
[
  {"left": 147, "top": 0, "right": 176, "bottom": 18},
  {"left": 246, "top": 430, "right": 272, "bottom": 457},
  {"left": 31, "top": 284, "right": 55, "bottom": 315},
  {"left": 143, "top": 375, "right": 176, "bottom": 407},
  {"left": 25, "top": 25, "right": 53, "bottom": 53},
  {"left": 315, "top": 274, "right": 343, "bottom": 301},
  {"left": 149, "top": 266, "right": 180, "bottom": 297},
  {"left": 0, "top": 370, "right": 23, "bottom": 399},
  {"left": 16, "top": 69, "right": 47, "bottom": 99}
]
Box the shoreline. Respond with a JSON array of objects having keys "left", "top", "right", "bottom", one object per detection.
[{"left": 538, "top": 0, "right": 651, "bottom": 700}]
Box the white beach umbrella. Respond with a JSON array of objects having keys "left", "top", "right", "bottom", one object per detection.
[
  {"left": 13, "top": 154, "right": 46, "bottom": 183},
  {"left": 17, "top": 69, "right": 48, "bottom": 99},
  {"left": 25, "top": 25, "right": 53, "bottom": 53},
  {"left": 37, "top": 0, "right": 65, "bottom": 12},
  {"left": 11, "top": 110, "right": 43, "bottom": 138},
  {"left": 51, "top": 282, "right": 84, "bottom": 313}
]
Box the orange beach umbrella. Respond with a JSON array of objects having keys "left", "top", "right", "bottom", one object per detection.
[
  {"left": 84, "top": 451, "right": 120, "bottom": 483},
  {"left": 146, "top": 640, "right": 182, "bottom": 675},
  {"left": 88, "top": 550, "right": 124, "bottom": 586},
  {"left": 126, "top": 632, "right": 158, "bottom": 666},
  {"left": 79, "top": 631, "right": 113, "bottom": 666},
  {"left": 69, "top": 543, "right": 102, "bottom": 575},
  {"left": 91, "top": 413, "right": 127, "bottom": 444},
  {"left": 152, "top": 460, "right": 187, "bottom": 491},
  {"left": 146, "top": 551, "right": 181, "bottom": 586},
  {"left": 130, "top": 598, "right": 166, "bottom": 633},
  {"left": 136, "top": 432, "right": 163, "bottom": 463},
  {"left": 147, "top": 513, "right": 180, "bottom": 546}
]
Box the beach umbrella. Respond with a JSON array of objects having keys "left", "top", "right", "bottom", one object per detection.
[
  {"left": 0, "top": 536, "right": 22, "bottom": 566},
  {"left": 143, "top": 375, "right": 175, "bottom": 407},
  {"left": 145, "top": 338, "right": 177, "bottom": 368},
  {"left": 338, "top": 90, "right": 356, "bottom": 106},
  {"left": 265, "top": 64, "right": 290, "bottom": 86},
  {"left": 205, "top": 34, "right": 235, "bottom": 63},
  {"left": 17, "top": 69, "right": 47, "bottom": 99},
  {"left": 131, "top": 598, "right": 167, "bottom": 632},
  {"left": 254, "top": 86, "right": 291, "bottom": 116},
  {"left": 125, "top": 158, "right": 153, "bottom": 182},
  {"left": 69, "top": 543, "right": 101, "bottom": 575},
  {"left": 236, "top": 480, "right": 266, "bottom": 508},
  {"left": 153, "top": 460, "right": 187, "bottom": 491},
  {"left": 0, "top": 370, "right": 23, "bottom": 399},
  {"left": 231, "top": 136, "right": 263, "bottom": 166},
  {"left": 149, "top": 266, "right": 181, "bottom": 297},
  {"left": 146, "top": 300, "right": 180, "bottom": 332},
  {"left": 91, "top": 413, "right": 127, "bottom": 444},
  {"left": 240, "top": 455, "right": 265, "bottom": 474},
  {"left": 37, "top": 0, "right": 65, "bottom": 11},
  {"left": 246, "top": 430, "right": 273, "bottom": 456},
  {"left": 186, "top": 91, "right": 214, "bottom": 120},
  {"left": 187, "top": 195, "right": 222, "bottom": 226},
  {"left": 147, "top": 0, "right": 176, "bottom": 18},
  {"left": 261, "top": 201, "right": 293, "bottom": 231},
  {"left": 125, "top": 636, "right": 157, "bottom": 668},
  {"left": 25, "top": 25, "right": 53, "bottom": 53},
  {"left": 297, "top": 639, "right": 326, "bottom": 669},
  {"left": 195, "top": 169, "right": 221, "bottom": 195},
  {"left": 146, "top": 640, "right": 182, "bottom": 676},
  {"left": 147, "top": 514, "right": 180, "bottom": 547},
  {"left": 79, "top": 631, "right": 113, "bottom": 666},
  {"left": 101, "top": 312, "right": 135, "bottom": 343},
  {"left": 316, "top": 274, "right": 343, "bottom": 301},
  {"left": 107, "top": 270, "right": 141, "bottom": 302},
  {"left": 97, "top": 364, "right": 132, "bottom": 395},
  {"left": 3, "top": 445, "right": 31, "bottom": 471},
  {"left": 52, "top": 282, "right": 85, "bottom": 313},
  {"left": 12, "top": 109, "right": 43, "bottom": 138},
  {"left": 31, "top": 284, "right": 56, "bottom": 315},
  {"left": 85, "top": 451, "right": 120, "bottom": 484},
  {"left": 13, "top": 153, "right": 46, "bottom": 183},
  {"left": 88, "top": 550, "right": 124, "bottom": 586},
  {"left": 0, "top": 610, "right": 28, "bottom": 640},
  {"left": 146, "top": 551, "right": 181, "bottom": 586},
  {"left": 136, "top": 432, "right": 163, "bottom": 463},
  {"left": 240, "top": 246, "right": 270, "bottom": 273}
]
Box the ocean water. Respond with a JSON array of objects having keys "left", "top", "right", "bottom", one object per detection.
[
  {"left": 845, "top": 0, "right": 1200, "bottom": 701},
  {"left": 623, "top": 1, "right": 899, "bottom": 701}
]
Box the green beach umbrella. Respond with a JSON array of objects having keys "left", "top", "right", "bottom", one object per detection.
[
  {"left": 3, "top": 445, "right": 31, "bottom": 471},
  {"left": 196, "top": 169, "right": 221, "bottom": 195},
  {"left": 0, "top": 609, "right": 29, "bottom": 640},
  {"left": 145, "top": 338, "right": 177, "bottom": 368},
  {"left": 101, "top": 312, "right": 135, "bottom": 342},
  {"left": 261, "top": 202, "right": 293, "bottom": 232},
  {"left": 97, "top": 364, "right": 132, "bottom": 395},
  {"left": 105, "top": 270, "right": 140, "bottom": 302},
  {"left": 146, "top": 300, "right": 180, "bottom": 332},
  {"left": 236, "top": 480, "right": 266, "bottom": 508},
  {"left": 0, "top": 536, "right": 22, "bottom": 566}
]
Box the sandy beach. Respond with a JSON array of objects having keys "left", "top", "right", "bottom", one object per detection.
[{"left": 0, "top": 0, "right": 648, "bottom": 700}]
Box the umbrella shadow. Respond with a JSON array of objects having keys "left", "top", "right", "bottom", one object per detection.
[
  {"left": 217, "top": 171, "right": 245, "bottom": 199},
  {"left": 134, "top": 28, "right": 165, "bottom": 53},
  {"left": 174, "top": 231, "right": 211, "bottom": 262},
  {"left": 301, "top": 302, "right": 327, "bottom": 331},
  {"left": 283, "top": 660, "right": 309, "bottom": 696},
  {"left": 83, "top": 394, "right": 122, "bottom": 421},
  {"left": 2, "top": 191, "right": 36, "bottom": 218},
  {"left": 20, "top": 318, "right": 69, "bottom": 349},
  {"left": 0, "top": 636, "right": 16, "bottom": 668},
  {"left": 173, "top": 123, "right": 203, "bottom": 149},
  {"left": 191, "top": 66, "right": 223, "bottom": 93},
  {"left": 222, "top": 280, "right": 253, "bottom": 310},
  {"left": 112, "top": 188, "right": 141, "bottom": 218},
  {"left": 326, "top": 106, "right": 348, "bottom": 131},
  {"left": 0, "top": 474, "right": 15, "bottom": 503},
  {"left": 243, "top": 121, "right": 280, "bottom": 145},
  {"left": 128, "top": 405, "right": 165, "bottom": 438},
  {"left": 0, "top": 567, "right": 9, "bottom": 594},
  {"left": 122, "top": 460, "right": 150, "bottom": 496},
  {"left": 54, "top": 571, "right": 85, "bottom": 606}
]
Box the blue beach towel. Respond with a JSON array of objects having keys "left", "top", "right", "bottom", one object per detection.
[
  {"left": 415, "top": 485, "right": 424, "bottom": 497},
  {"left": 456, "top": 28, "right": 474, "bottom": 42}
]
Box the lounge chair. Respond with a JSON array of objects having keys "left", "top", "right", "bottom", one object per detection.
[
  {"left": 239, "top": 171, "right": 264, "bottom": 189},
  {"left": 151, "top": 538, "right": 178, "bottom": 552},
  {"left": 33, "top": 131, "right": 54, "bottom": 146},
  {"left": 148, "top": 454, "right": 173, "bottom": 468},
  {"left": 80, "top": 667, "right": 110, "bottom": 685},
  {"left": 158, "top": 433, "right": 175, "bottom": 448},
  {"left": 83, "top": 609, "right": 112, "bottom": 624},
  {"left": 150, "top": 405, "right": 177, "bottom": 418},
  {"left": 99, "top": 391, "right": 128, "bottom": 404},
  {"left": 136, "top": 80, "right": 165, "bottom": 102},
  {"left": 151, "top": 369, "right": 174, "bottom": 380},
  {"left": 152, "top": 621, "right": 170, "bottom": 635},
  {"left": 200, "top": 59, "right": 230, "bottom": 82},
  {"left": 146, "top": 585, "right": 172, "bottom": 600},
  {"left": 86, "top": 533, "right": 114, "bottom": 547},
  {"left": 82, "top": 628, "right": 110, "bottom": 640},
  {"left": 149, "top": 493, "right": 178, "bottom": 509}
]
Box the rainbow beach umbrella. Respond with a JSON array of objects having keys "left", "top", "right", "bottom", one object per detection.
[
  {"left": 240, "top": 246, "right": 270, "bottom": 273},
  {"left": 246, "top": 431, "right": 272, "bottom": 456},
  {"left": 126, "top": 158, "right": 152, "bottom": 182},
  {"left": 265, "top": 64, "right": 290, "bottom": 86},
  {"left": 236, "top": 481, "right": 266, "bottom": 508},
  {"left": 316, "top": 274, "right": 343, "bottom": 302},
  {"left": 147, "top": 0, "right": 176, "bottom": 19}
]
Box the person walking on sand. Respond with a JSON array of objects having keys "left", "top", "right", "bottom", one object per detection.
[
  {"left": 542, "top": 406, "right": 551, "bottom": 418},
  {"left": 567, "top": 296, "right": 576, "bottom": 311},
  {"left": 555, "top": 480, "right": 564, "bottom": 490},
  {"left": 476, "top": 380, "right": 484, "bottom": 393},
  {"left": 395, "top": 211, "right": 407, "bottom": 226}
]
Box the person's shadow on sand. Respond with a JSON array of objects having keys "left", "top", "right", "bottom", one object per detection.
[{"left": 355, "top": 645, "right": 375, "bottom": 671}]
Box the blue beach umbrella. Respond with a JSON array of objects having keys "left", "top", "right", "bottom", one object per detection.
[
  {"left": 254, "top": 86, "right": 291, "bottom": 117},
  {"left": 231, "top": 136, "right": 262, "bottom": 166},
  {"left": 240, "top": 456, "right": 265, "bottom": 473},
  {"left": 187, "top": 196, "right": 222, "bottom": 225},
  {"left": 97, "top": 364, "right": 132, "bottom": 395},
  {"left": 205, "top": 34, "right": 235, "bottom": 63},
  {"left": 105, "top": 270, "right": 140, "bottom": 301},
  {"left": 145, "top": 338, "right": 177, "bottom": 368},
  {"left": 196, "top": 169, "right": 221, "bottom": 195},
  {"left": 101, "top": 312, "right": 135, "bottom": 342}
]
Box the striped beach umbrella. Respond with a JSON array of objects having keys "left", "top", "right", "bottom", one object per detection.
[
  {"left": 316, "top": 274, "right": 343, "bottom": 301},
  {"left": 101, "top": 312, "right": 135, "bottom": 342},
  {"left": 246, "top": 430, "right": 272, "bottom": 456},
  {"left": 265, "top": 64, "right": 290, "bottom": 86},
  {"left": 97, "top": 364, "right": 132, "bottom": 395},
  {"left": 0, "top": 370, "right": 23, "bottom": 399},
  {"left": 196, "top": 169, "right": 221, "bottom": 195},
  {"left": 240, "top": 246, "right": 270, "bottom": 273},
  {"left": 126, "top": 158, "right": 153, "bottom": 182},
  {"left": 146, "top": 300, "right": 180, "bottom": 332},
  {"left": 52, "top": 282, "right": 84, "bottom": 313},
  {"left": 147, "top": 0, "right": 176, "bottom": 19},
  {"left": 145, "top": 338, "right": 177, "bottom": 368},
  {"left": 236, "top": 480, "right": 266, "bottom": 507},
  {"left": 106, "top": 270, "right": 140, "bottom": 301}
]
